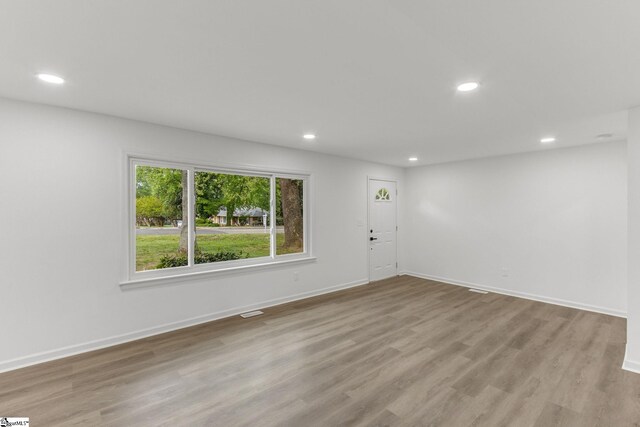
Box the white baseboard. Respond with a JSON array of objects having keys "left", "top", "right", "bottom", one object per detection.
[
  {"left": 400, "top": 271, "right": 626, "bottom": 318},
  {"left": 0, "top": 278, "right": 369, "bottom": 374},
  {"left": 623, "top": 345, "right": 640, "bottom": 374}
]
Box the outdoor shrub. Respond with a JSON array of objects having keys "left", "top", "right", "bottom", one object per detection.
[
  {"left": 196, "top": 251, "right": 245, "bottom": 263},
  {"left": 156, "top": 254, "right": 189, "bottom": 268},
  {"left": 195, "top": 217, "right": 219, "bottom": 227},
  {"left": 156, "top": 250, "right": 245, "bottom": 269}
]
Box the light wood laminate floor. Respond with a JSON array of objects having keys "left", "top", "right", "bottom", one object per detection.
[{"left": 1, "top": 276, "right": 639, "bottom": 426}]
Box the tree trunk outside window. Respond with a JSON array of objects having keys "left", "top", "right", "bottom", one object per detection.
[{"left": 280, "top": 178, "right": 303, "bottom": 250}]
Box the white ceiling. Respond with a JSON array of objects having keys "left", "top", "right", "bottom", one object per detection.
[{"left": 1, "top": 0, "right": 638, "bottom": 166}]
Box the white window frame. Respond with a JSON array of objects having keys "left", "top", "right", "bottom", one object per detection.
[{"left": 123, "top": 155, "right": 312, "bottom": 286}]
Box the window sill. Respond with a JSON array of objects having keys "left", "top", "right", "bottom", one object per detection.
[{"left": 120, "top": 256, "right": 317, "bottom": 290}]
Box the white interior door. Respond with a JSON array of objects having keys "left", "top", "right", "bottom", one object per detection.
[{"left": 368, "top": 179, "right": 397, "bottom": 281}]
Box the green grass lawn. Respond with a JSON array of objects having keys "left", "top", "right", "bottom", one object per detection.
[{"left": 136, "top": 233, "right": 300, "bottom": 271}]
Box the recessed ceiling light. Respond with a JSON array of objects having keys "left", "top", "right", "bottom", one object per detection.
[
  {"left": 303, "top": 134, "right": 316, "bottom": 140},
  {"left": 37, "top": 73, "right": 65, "bottom": 85},
  {"left": 596, "top": 133, "right": 613, "bottom": 139},
  {"left": 540, "top": 137, "right": 556, "bottom": 144},
  {"left": 457, "top": 81, "right": 479, "bottom": 92},
  {"left": 408, "top": 157, "right": 418, "bottom": 161}
]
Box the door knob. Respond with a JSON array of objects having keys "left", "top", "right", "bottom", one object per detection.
[{"left": 370, "top": 237, "right": 378, "bottom": 241}]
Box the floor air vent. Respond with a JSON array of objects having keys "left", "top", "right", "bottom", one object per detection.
[
  {"left": 468, "top": 288, "right": 489, "bottom": 294},
  {"left": 240, "top": 310, "right": 264, "bottom": 318}
]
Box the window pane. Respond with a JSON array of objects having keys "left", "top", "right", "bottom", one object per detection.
[
  {"left": 276, "top": 178, "right": 304, "bottom": 255},
  {"left": 135, "top": 165, "right": 187, "bottom": 271},
  {"left": 194, "top": 171, "right": 271, "bottom": 264}
]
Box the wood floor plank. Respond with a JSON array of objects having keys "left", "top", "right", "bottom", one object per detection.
[
  {"left": 1, "top": 276, "right": 639, "bottom": 426},
  {"left": 534, "top": 402, "right": 584, "bottom": 427}
]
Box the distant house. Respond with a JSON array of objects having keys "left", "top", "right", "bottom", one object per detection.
[{"left": 212, "top": 207, "right": 268, "bottom": 226}]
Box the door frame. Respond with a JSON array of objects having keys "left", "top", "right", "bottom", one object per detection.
[{"left": 367, "top": 176, "right": 399, "bottom": 283}]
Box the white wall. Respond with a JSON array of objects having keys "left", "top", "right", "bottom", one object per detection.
[
  {"left": 0, "top": 98, "right": 404, "bottom": 371},
  {"left": 404, "top": 142, "right": 628, "bottom": 316},
  {"left": 0, "top": 96, "right": 632, "bottom": 373},
  {"left": 626, "top": 106, "right": 640, "bottom": 372}
]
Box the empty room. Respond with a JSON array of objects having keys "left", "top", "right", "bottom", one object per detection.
[{"left": 1, "top": 1, "right": 640, "bottom": 426}]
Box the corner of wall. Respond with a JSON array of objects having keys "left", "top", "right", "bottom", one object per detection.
[{"left": 623, "top": 344, "right": 640, "bottom": 374}]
